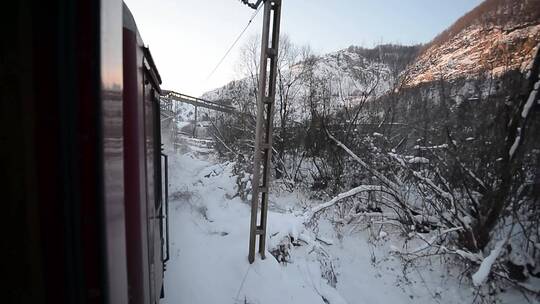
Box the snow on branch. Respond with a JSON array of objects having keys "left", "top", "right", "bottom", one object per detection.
[
  {"left": 326, "top": 129, "right": 401, "bottom": 194},
  {"left": 456, "top": 158, "right": 488, "bottom": 191},
  {"left": 388, "top": 152, "right": 455, "bottom": 204},
  {"left": 325, "top": 131, "right": 424, "bottom": 226},
  {"left": 303, "top": 185, "right": 384, "bottom": 223},
  {"left": 472, "top": 239, "right": 507, "bottom": 287},
  {"left": 522, "top": 77, "right": 539, "bottom": 119},
  {"left": 509, "top": 69, "right": 539, "bottom": 159},
  {"left": 414, "top": 144, "right": 449, "bottom": 151},
  {"left": 508, "top": 129, "right": 521, "bottom": 159},
  {"left": 411, "top": 170, "right": 454, "bottom": 204}
]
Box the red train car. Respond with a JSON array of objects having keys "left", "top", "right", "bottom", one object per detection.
[
  {"left": 123, "top": 4, "right": 168, "bottom": 304},
  {"left": 3, "top": 1, "right": 168, "bottom": 303}
]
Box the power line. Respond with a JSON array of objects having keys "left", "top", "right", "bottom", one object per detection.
[
  {"left": 241, "top": 0, "right": 264, "bottom": 10},
  {"left": 205, "top": 2, "right": 264, "bottom": 82}
]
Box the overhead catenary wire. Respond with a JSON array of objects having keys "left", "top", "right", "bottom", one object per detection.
[
  {"left": 205, "top": 2, "right": 264, "bottom": 82},
  {"left": 241, "top": 0, "right": 264, "bottom": 9}
]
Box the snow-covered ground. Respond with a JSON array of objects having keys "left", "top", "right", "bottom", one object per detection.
[
  {"left": 161, "top": 136, "right": 338, "bottom": 304},
  {"left": 160, "top": 131, "right": 534, "bottom": 304}
]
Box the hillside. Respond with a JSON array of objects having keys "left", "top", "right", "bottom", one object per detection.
[
  {"left": 202, "top": 45, "right": 420, "bottom": 121},
  {"left": 202, "top": 1, "right": 540, "bottom": 111},
  {"left": 403, "top": 0, "right": 540, "bottom": 86}
]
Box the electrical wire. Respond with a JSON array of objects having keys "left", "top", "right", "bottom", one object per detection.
[
  {"left": 241, "top": 0, "right": 264, "bottom": 10},
  {"left": 205, "top": 2, "right": 264, "bottom": 82}
]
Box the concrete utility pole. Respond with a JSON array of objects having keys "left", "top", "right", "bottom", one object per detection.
[
  {"left": 248, "top": 0, "right": 282, "bottom": 264},
  {"left": 192, "top": 105, "right": 198, "bottom": 138}
]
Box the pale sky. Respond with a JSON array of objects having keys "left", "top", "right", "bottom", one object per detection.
[{"left": 124, "top": 0, "right": 483, "bottom": 96}]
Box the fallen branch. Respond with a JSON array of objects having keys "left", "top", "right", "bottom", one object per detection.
[
  {"left": 472, "top": 239, "right": 507, "bottom": 287},
  {"left": 325, "top": 130, "right": 421, "bottom": 226},
  {"left": 303, "top": 185, "right": 384, "bottom": 223},
  {"left": 326, "top": 129, "right": 401, "bottom": 194},
  {"left": 338, "top": 211, "right": 398, "bottom": 225}
]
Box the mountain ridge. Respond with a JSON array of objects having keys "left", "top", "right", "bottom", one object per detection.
[
  {"left": 203, "top": 0, "right": 540, "bottom": 113},
  {"left": 403, "top": 0, "right": 540, "bottom": 86}
]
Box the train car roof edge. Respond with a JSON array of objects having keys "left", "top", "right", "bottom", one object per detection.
[{"left": 122, "top": 2, "right": 163, "bottom": 87}]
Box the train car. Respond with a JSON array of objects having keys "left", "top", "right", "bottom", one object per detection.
[
  {"left": 123, "top": 3, "right": 169, "bottom": 304},
  {"left": 3, "top": 0, "right": 168, "bottom": 303}
]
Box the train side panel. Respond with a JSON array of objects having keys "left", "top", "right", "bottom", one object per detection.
[
  {"left": 123, "top": 22, "right": 151, "bottom": 304},
  {"left": 143, "top": 67, "right": 165, "bottom": 302},
  {"left": 101, "top": 0, "right": 129, "bottom": 302},
  {"left": 123, "top": 3, "right": 165, "bottom": 303}
]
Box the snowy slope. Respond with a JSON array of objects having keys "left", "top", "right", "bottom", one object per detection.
[
  {"left": 201, "top": 47, "right": 396, "bottom": 98},
  {"left": 201, "top": 46, "right": 417, "bottom": 122},
  {"left": 162, "top": 136, "right": 344, "bottom": 304},
  {"left": 313, "top": 49, "right": 393, "bottom": 99},
  {"left": 159, "top": 131, "right": 532, "bottom": 304}
]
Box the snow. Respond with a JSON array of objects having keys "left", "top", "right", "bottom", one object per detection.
[
  {"left": 408, "top": 157, "right": 429, "bottom": 164},
  {"left": 160, "top": 129, "right": 532, "bottom": 304},
  {"left": 414, "top": 144, "right": 448, "bottom": 150},
  {"left": 522, "top": 78, "right": 539, "bottom": 118},
  {"left": 203, "top": 48, "right": 394, "bottom": 123},
  {"left": 162, "top": 133, "right": 342, "bottom": 304},
  {"left": 509, "top": 134, "right": 521, "bottom": 158},
  {"left": 162, "top": 155, "right": 326, "bottom": 304},
  {"left": 393, "top": 228, "right": 463, "bottom": 255},
  {"left": 472, "top": 239, "right": 506, "bottom": 287},
  {"left": 303, "top": 185, "right": 384, "bottom": 223},
  {"left": 455, "top": 250, "right": 482, "bottom": 263}
]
